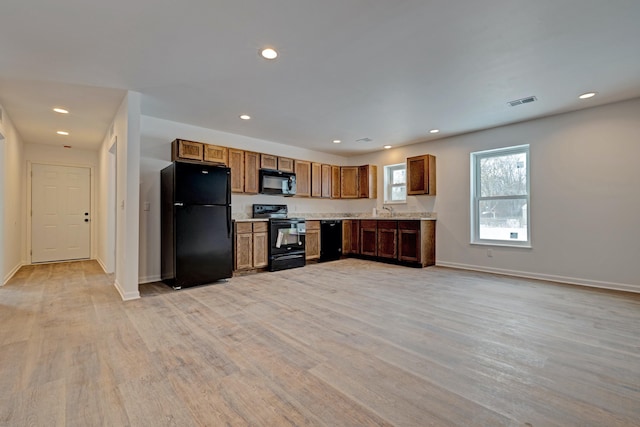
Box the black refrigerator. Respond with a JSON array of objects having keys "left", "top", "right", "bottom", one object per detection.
[{"left": 161, "top": 162, "right": 233, "bottom": 289}]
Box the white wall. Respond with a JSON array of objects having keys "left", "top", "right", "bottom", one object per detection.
[
  {"left": 97, "top": 92, "right": 141, "bottom": 300},
  {"left": 352, "top": 98, "right": 640, "bottom": 292},
  {"left": 139, "top": 115, "right": 348, "bottom": 283},
  {"left": 0, "top": 107, "right": 26, "bottom": 284},
  {"left": 24, "top": 143, "right": 99, "bottom": 261}
]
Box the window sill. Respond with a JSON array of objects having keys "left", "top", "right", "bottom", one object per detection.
[
  {"left": 383, "top": 200, "right": 407, "bottom": 205},
  {"left": 470, "top": 241, "right": 532, "bottom": 249}
]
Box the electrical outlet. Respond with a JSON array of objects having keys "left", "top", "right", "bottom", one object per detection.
[{"left": 487, "top": 248, "right": 493, "bottom": 258}]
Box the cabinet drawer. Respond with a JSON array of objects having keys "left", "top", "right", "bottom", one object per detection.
[
  {"left": 235, "top": 222, "right": 253, "bottom": 234},
  {"left": 398, "top": 220, "right": 420, "bottom": 230},
  {"left": 377, "top": 220, "right": 397, "bottom": 229},
  {"left": 253, "top": 221, "right": 268, "bottom": 232},
  {"left": 360, "top": 220, "right": 377, "bottom": 229},
  {"left": 305, "top": 220, "right": 320, "bottom": 230}
]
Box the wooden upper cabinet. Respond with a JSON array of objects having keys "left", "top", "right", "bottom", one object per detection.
[
  {"left": 203, "top": 144, "right": 228, "bottom": 165},
  {"left": 244, "top": 151, "right": 260, "bottom": 194},
  {"left": 311, "top": 162, "right": 322, "bottom": 198},
  {"left": 172, "top": 139, "right": 204, "bottom": 161},
  {"left": 228, "top": 148, "right": 245, "bottom": 193},
  {"left": 278, "top": 157, "right": 295, "bottom": 172},
  {"left": 358, "top": 165, "right": 378, "bottom": 199},
  {"left": 331, "top": 166, "right": 341, "bottom": 199},
  {"left": 321, "top": 164, "right": 332, "bottom": 198},
  {"left": 260, "top": 154, "right": 278, "bottom": 170},
  {"left": 340, "top": 166, "right": 359, "bottom": 198},
  {"left": 407, "top": 154, "right": 436, "bottom": 195},
  {"left": 295, "top": 160, "right": 311, "bottom": 197}
]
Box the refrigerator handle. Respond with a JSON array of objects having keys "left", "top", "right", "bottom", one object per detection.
[
  {"left": 226, "top": 170, "right": 232, "bottom": 205},
  {"left": 227, "top": 205, "right": 232, "bottom": 238}
]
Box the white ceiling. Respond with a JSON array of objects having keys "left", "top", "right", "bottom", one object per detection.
[{"left": 1, "top": 0, "right": 639, "bottom": 155}]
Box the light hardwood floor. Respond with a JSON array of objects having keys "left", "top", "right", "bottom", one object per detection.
[{"left": 1, "top": 259, "right": 639, "bottom": 426}]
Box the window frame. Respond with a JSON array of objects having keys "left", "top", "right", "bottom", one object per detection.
[
  {"left": 470, "top": 144, "right": 531, "bottom": 247},
  {"left": 383, "top": 163, "right": 407, "bottom": 204}
]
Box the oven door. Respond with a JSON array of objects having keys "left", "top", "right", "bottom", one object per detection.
[{"left": 269, "top": 219, "right": 306, "bottom": 255}]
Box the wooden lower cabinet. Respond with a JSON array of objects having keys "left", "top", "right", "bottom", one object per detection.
[
  {"left": 305, "top": 220, "right": 320, "bottom": 260},
  {"left": 234, "top": 221, "right": 269, "bottom": 271},
  {"left": 342, "top": 219, "right": 359, "bottom": 254},
  {"left": 398, "top": 220, "right": 435, "bottom": 267},
  {"left": 342, "top": 219, "right": 435, "bottom": 267},
  {"left": 377, "top": 220, "right": 398, "bottom": 259},
  {"left": 359, "top": 220, "right": 377, "bottom": 256}
]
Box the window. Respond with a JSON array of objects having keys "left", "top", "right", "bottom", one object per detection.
[
  {"left": 471, "top": 145, "right": 530, "bottom": 246},
  {"left": 384, "top": 163, "right": 406, "bottom": 203}
]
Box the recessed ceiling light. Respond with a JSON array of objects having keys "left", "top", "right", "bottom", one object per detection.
[
  {"left": 579, "top": 92, "right": 597, "bottom": 99},
  {"left": 56, "top": 131, "right": 69, "bottom": 135},
  {"left": 383, "top": 145, "right": 392, "bottom": 149},
  {"left": 53, "top": 107, "right": 69, "bottom": 114},
  {"left": 429, "top": 129, "right": 440, "bottom": 134},
  {"left": 332, "top": 139, "right": 341, "bottom": 144},
  {"left": 260, "top": 48, "right": 278, "bottom": 60},
  {"left": 239, "top": 114, "right": 251, "bottom": 120}
]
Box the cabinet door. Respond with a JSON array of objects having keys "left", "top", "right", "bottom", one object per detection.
[
  {"left": 377, "top": 220, "right": 397, "bottom": 259},
  {"left": 278, "top": 157, "right": 295, "bottom": 172},
  {"left": 407, "top": 154, "right": 436, "bottom": 195},
  {"left": 234, "top": 232, "right": 253, "bottom": 270},
  {"left": 228, "top": 148, "right": 245, "bottom": 193},
  {"left": 295, "top": 160, "right": 311, "bottom": 197},
  {"left": 349, "top": 220, "right": 360, "bottom": 253},
  {"left": 252, "top": 232, "right": 268, "bottom": 268},
  {"left": 398, "top": 221, "right": 420, "bottom": 262},
  {"left": 244, "top": 151, "right": 259, "bottom": 194},
  {"left": 311, "top": 162, "right": 322, "bottom": 198},
  {"left": 360, "top": 220, "right": 377, "bottom": 256},
  {"left": 358, "top": 165, "right": 378, "bottom": 199},
  {"left": 340, "top": 166, "right": 359, "bottom": 198},
  {"left": 331, "top": 166, "right": 341, "bottom": 199},
  {"left": 305, "top": 230, "right": 320, "bottom": 260},
  {"left": 321, "top": 164, "right": 331, "bottom": 198},
  {"left": 203, "top": 144, "right": 229, "bottom": 165},
  {"left": 261, "top": 154, "right": 278, "bottom": 170},
  {"left": 342, "top": 220, "right": 351, "bottom": 254},
  {"left": 172, "top": 139, "right": 203, "bottom": 161}
]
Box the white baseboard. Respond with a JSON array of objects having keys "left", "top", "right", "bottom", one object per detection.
[
  {"left": 114, "top": 279, "right": 141, "bottom": 301},
  {"left": 436, "top": 261, "right": 640, "bottom": 294},
  {"left": 3, "top": 262, "right": 23, "bottom": 285},
  {"left": 139, "top": 274, "right": 161, "bottom": 284},
  {"left": 96, "top": 257, "right": 109, "bottom": 274}
]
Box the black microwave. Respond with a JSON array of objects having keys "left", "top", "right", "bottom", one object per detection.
[{"left": 259, "top": 169, "right": 297, "bottom": 196}]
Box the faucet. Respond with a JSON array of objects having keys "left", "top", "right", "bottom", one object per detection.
[{"left": 381, "top": 205, "right": 394, "bottom": 217}]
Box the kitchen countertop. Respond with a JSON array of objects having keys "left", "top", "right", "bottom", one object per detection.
[{"left": 234, "top": 217, "right": 436, "bottom": 222}]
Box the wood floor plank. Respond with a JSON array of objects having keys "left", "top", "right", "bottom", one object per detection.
[{"left": 1, "top": 259, "right": 639, "bottom": 426}]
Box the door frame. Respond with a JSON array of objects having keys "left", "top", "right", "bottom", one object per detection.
[{"left": 27, "top": 161, "right": 96, "bottom": 264}]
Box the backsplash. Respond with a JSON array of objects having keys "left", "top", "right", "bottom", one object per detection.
[{"left": 232, "top": 211, "right": 437, "bottom": 220}]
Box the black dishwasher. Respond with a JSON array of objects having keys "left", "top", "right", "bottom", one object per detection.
[{"left": 320, "top": 220, "right": 342, "bottom": 262}]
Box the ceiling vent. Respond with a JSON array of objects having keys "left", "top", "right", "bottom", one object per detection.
[
  {"left": 508, "top": 96, "right": 537, "bottom": 107},
  {"left": 356, "top": 137, "right": 373, "bottom": 143}
]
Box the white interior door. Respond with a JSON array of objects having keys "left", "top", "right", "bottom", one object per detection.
[{"left": 32, "top": 164, "right": 91, "bottom": 263}]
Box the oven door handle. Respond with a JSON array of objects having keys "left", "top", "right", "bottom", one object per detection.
[{"left": 273, "top": 253, "right": 305, "bottom": 261}]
